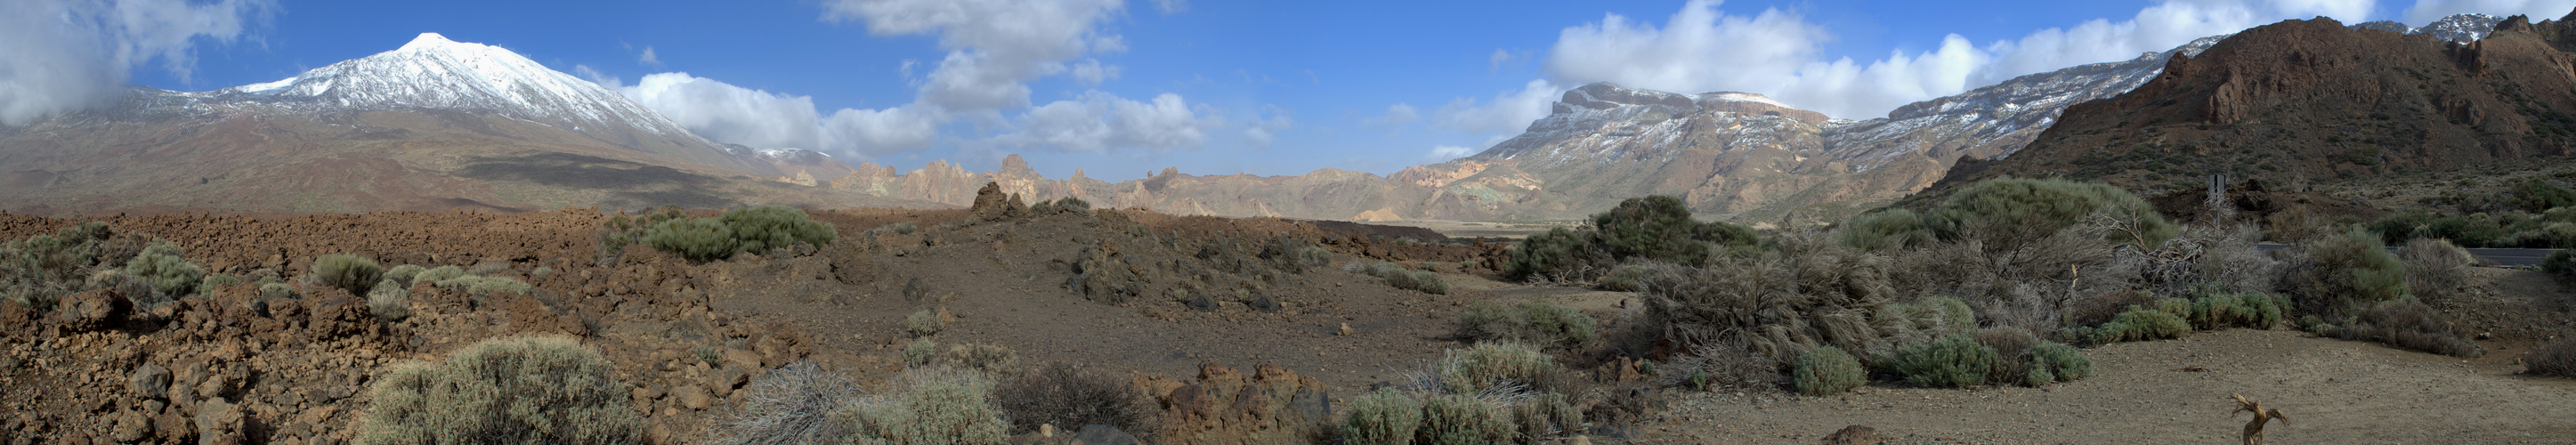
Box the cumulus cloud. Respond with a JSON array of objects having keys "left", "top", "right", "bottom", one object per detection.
[
  {"left": 614, "top": 72, "right": 937, "bottom": 158},
  {"left": 1542, "top": 0, "right": 2377, "bottom": 119},
  {"left": 995, "top": 91, "right": 1215, "bottom": 152},
  {"left": 1070, "top": 59, "right": 1121, "bottom": 85},
  {"left": 2404, "top": 0, "right": 2576, "bottom": 22},
  {"left": 1431, "top": 79, "right": 1565, "bottom": 134},
  {"left": 822, "top": 0, "right": 1126, "bottom": 112},
  {"left": 1423, "top": 145, "right": 1477, "bottom": 164},
  {"left": 0, "top": 0, "right": 275, "bottom": 125}
]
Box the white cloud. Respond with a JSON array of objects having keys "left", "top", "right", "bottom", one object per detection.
[
  {"left": 822, "top": 0, "right": 1126, "bottom": 112},
  {"left": 1432, "top": 79, "right": 1565, "bottom": 134},
  {"left": 1070, "top": 58, "right": 1121, "bottom": 85},
  {"left": 2403, "top": 0, "right": 2576, "bottom": 22},
  {"left": 1366, "top": 102, "right": 1421, "bottom": 126},
  {"left": 1541, "top": 0, "right": 2378, "bottom": 119},
  {"left": 638, "top": 45, "right": 661, "bottom": 67},
  {"left": 1152, "top": 0, "right": 1188, "bottom": 14},
  {"left": 0, "top": 0, "right": 275, "bottom": 125},
  {"left": 996, "top": 91, "right": 1216, "bottom": 152},
  {"left": 614, "top": 72, "right": 937, "bottom": 158},
  {"left": 1423, "top": 145, "right": 1477, "bottom": 164}
]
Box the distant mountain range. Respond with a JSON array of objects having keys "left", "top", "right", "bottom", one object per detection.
[{"left": 0, "top": 15, "right": 2527, "bottom": 220}]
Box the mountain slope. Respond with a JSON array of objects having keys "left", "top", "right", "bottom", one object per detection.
[
  {"left": 0, "top": 34, "right": 931, "bottom": 214},
  {"left": 1921, "top": 12, "right": 2576, "bottom": 200}
]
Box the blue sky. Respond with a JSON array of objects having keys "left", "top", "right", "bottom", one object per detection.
[{"left": 20, "top": 0, "right": 2576, "bottom": 182}]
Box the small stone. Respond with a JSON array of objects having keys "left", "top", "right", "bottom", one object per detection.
[
  {"left": 109, "top": 410, "right": 152, "bottom": 442},
  {"left": 1337, "top": 323, "right": 1353, "bottom": 336},
  {"left": 131, "top": 361, "right": 172, "bottom": 400}
]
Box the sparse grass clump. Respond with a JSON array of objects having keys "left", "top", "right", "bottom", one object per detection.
[
  {"left": 833, "top": 368, "right": 1009, "bottom": 445},
  {"left": 257, "top": 282, "right": 298, "bottom": 300},
  {"left": 706, "top": 361, "right": 855, "bottom": 445},
  {"left": 384, "top": 264, "right": 425, "bottom": 287},
  {"left": 1430, "top": 342, "right": 1557, "bottom": 394},
  {"left": 0, "top": 222, "right": 200, "bottom": 310},
  {"left": 1890, "top": 334, "right": 1998, "bottom": 388},
  {"left": 1793, "top": 346, "right": 1865, "bottom": 396},
  {"left": 413, "top": 265, "right": 466, "bottom": 285},
  {"left": 312, "top": 254, "right": 384, "bottom": 296},
  {"left": 355, "top": 336, "right": 642, "bottom": 445},
  {"left": 367, "top": 279, "right": 410, "bottom": 322},
  {"left": 903, "top": 310, "right": 945, "bottom": 338},
  {"left": 1454, "top": 299, "right": 1597, "bottom": 349},
  {"left": 992, "top": 363, "right": 1152, "bottom": 435},
  {"left": 1366, "top": 261, "right": 1452, "bottom": 295}
]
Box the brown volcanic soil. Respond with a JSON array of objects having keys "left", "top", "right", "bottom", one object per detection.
[
  {"left": 2, "top": 198, "right": 2571, "bottom": 444},
  {"left": 1920, "top": 12, "right": 2576, "bottom": 203}
]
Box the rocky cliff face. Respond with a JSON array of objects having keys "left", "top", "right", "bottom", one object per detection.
[{"left": 1923, "top": 12, "right": 2576, "bottom": 199}]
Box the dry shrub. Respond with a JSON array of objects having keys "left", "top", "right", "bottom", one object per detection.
[
  {"left": 992, "top": 363, "right": 1154, "bottom": 436},
  {"left": 2342, "top": 300, "right": 2483, "bottom": 358},
  {"left": 1640, "top": 233, "right": 1896, "bottom": 367},
  {"left": 1426, "top": 343, "right": 1559, "bottom": 395},
  {"left": 2086, "top": 307, "right": 2190, "bottom": 344},
  {"left": 834, "top": 368, "right": 1009, "bottom": 445},
  {"left": 2282, "top": 228, "right": 2409, "bottom": 313},
  {"left": 1656, "top": 341, "right": 1779, "bottom": 392},
  {"left": 355, "top": 336, "right": 642, "bottom": 445},
  {"left": 1341, "top": 389, "right": 1422, "bottom": 445},
  {"left": 707, "top": 361, "right": 855, "bottom": 445},
  {"left": 1415, "top": 393, "right": 1514, "bottom": 445},
  {"left": 1973, "top": 327, "right": 2038, "bottom": 386},
  {"left": 1454, "top": 299, "right": 1597, "bottom": 349},
  {"left": 2528, "top": 337, "right": 2576, "bottom": 376},
  {"left": 1890, "top": 334, "right": 1998, "bottom": 388},
  {"left": 2398, "top": 238, "right": 2473, "bottom": 302}
]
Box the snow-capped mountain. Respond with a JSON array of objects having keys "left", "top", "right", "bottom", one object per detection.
[{"left": 2353, "top": 14, "right": 2504, "bottom": 43}]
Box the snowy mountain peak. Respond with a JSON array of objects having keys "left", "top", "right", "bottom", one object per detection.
[{"left": 190, "top": 33, "right": 713, "bottom": 150}]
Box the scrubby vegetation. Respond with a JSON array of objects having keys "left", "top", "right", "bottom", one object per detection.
[
  {"left": 616, "top": 205, "right": 838, "bottom": 263},
  {"left": 1503, "top": 195, "right": 1758, "bottom": 283},
  {"left": 0, "top": 222, "right": 204, "bottom": 311},
  {"left": 1340, "top": 389, "right": 1422, "bottom": 445},
  {"left": 903, "top": 310, "right": 945, "bottom": 338},
  {"left": 2531, "top": 337, "right": 2576, "bottom": 377},
  {"left": 1792, "top": 346, "right": 1864, "bottom": 395},
  {"left": 1454, "top": 299, "right": 1597, "bottom": 349},
  {"left": 1361, "top": 261, "right": 1451, "bottom": 295},
  {"left": 1337, "top": 342, "right": 1588, "bottom": 444},
  {"left": 312, "top": 254, "right": 384, "bottom": 295},
  {"left": 1890, "top": 335, "right": 1999, "bottom": 388},
  {"left": 1028, "top": 197, "right": 1092, "bottom": 216},
  {"left": 835, "top": 368, "right": 1010, "bottom": 445},
  {"left": 356, "top": 336, "right": 643, "bottom": 445},
  {"left": 992, "top": 363, "right": 1154, "bottom": 436}
]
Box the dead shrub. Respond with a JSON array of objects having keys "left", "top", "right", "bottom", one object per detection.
[
  {"left": 1973, "top": 327, "right": 2038, "bottom": 387},
  {"left": 993, "top": 362, "right": 1154, "bottom": 436},
  {"left": 707, "top": 361, "right": 855, "bottom": 445},
  {"left": 2398, "top": 239, "right": 2473, "bottom": 302},
  {"left": 2527, "top": 337, "right": 2576, "bottom": 376},
  {"left": 2341, "top": 300, "right": 2483, "bottom": 358}
]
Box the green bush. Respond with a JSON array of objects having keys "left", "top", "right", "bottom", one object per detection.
[
  {"left": 313, "top": 254, "right": 384, "bottom": 296},
  {"left": 904, "top": 310, "right": 945, "bottom": 338},
  {"left": 720, "top": 206, "right": 839, "bottom": 254},
  {"left": 2515, "top": 178, "right": 2576, "bottom": 213},
  {"left": 120, "top": 242, "right": 203, "bottom": 298},
  {"left": 1386, "top": 270, "right": 1451, "bottom": 295},
  {"left": 2089, "top": 307, "right": 2191, "bottom": 344},
  {"left": 2185, "top": 290, "right": 2284, "bottom": 330},
  {"left": 1597, "top": 263, "right": 1660, "bottom": 292},
  {"left": 1454, "top": 299, "right": 1598, "bottom": 349},
  {"left": 835, "top": 368, "right": 1009, "bottom": 445},
  {"left": 355, "top": 336, "right": 643, "bottom": 445},
  {"left": 1591, "top": 195, "right": 1755, "bottom": 267},
  {"left": 2292, "top": 228, "right": 2409, "bottom": 310},
  {"left": 1932, "top": 177, "right": 2175, "bottom": 248},
  {"left": 1504, "top": 227, "right": 1592, "bottom": 281},
  {"left": 2029, "top": 341, "right": 2091, "bottom": 383},
  {"left": 1793, "top": 346, "right": 1866, "bottom": 396},
  {"left": 1431, "top": 343, "right": 1557, "bottom": 395},
  {"left": 368, "top": 279, "right": 410, "bottom": 322},
  {"left": 2548, "top": 250, "right": 2576, "bottom": 280},
  {"left": 1891, "top": 335, "right": 1998, "bottom": 388},
  {"left": 1415, "top": 394, "right": 1513, "bottom": 445},
  {"left": 464, "top": 276, "right": 532, "bottom": 296},
  {"left": 1031, "top": 197, "right": 1092, "bottom": 216},
  {"left": 904, "top": 339, "right": 938, "bottom": 368},
  {"left": 643, "top": 217, "right": 741, "bottom": 262},
  {"left": 1341, "top": 389, "right": 1422, "bottom": 445},
  {"left": 1837, "top": 209, "right": 1936, "bottom": 251}
]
